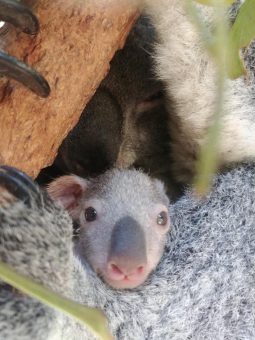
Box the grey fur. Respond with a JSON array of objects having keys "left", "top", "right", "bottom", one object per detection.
[
  {"left": 1, "top": 1, "right": 255, "bottom": 339},
  {"left": 0, "top": 191, "right": 72, "bottom": 340},
  {"left": 1, "top": 164, "right": 255, "bottom": 339},
  {"left": 73, "top": 163, "right": 255, "bottom": 340},
  {"left": 48, "top": 169, "right": 170, "bottom": 290}
]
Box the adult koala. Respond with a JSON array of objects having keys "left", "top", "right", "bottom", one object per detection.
[
  {"left": 141, "top": 0, "right": 255, "bottom": 185},
  {"left": 1, "top": 1, "right": 255, "bottom": 339}
]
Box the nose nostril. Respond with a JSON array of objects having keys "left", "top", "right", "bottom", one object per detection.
[
  {"left": 110, "top": 263, "right": 123, "bottom": 275},
  {"left": 107, "top": 261, "right": 146, "bottom": 281},
  {"left": 137, "top": 266, "right": 144, "bottom": 274}
]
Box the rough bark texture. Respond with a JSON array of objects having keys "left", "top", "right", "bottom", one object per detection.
[{"left": 0, "top": 0, "right": 139, "bottom": 178}]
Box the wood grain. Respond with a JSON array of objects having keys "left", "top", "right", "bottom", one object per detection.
[{"left": 0, "top": 0, "right": 138, "bottom": 177}]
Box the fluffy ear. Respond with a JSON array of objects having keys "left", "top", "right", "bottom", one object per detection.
[
  {"left": 47, "top": 175, "right": 88, "bottom": 217},
  {"left": 153, "top": 178, "right": 170, "bottom": 206}
]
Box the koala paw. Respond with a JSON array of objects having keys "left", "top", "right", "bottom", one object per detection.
[
  {"left": 0, "top": 165, "right": 41, "bottom": 207},
  {"left": 0, "top": 165, "right": 73, "bottom": 291}
]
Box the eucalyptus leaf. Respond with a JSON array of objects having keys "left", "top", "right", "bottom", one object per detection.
[
  {"left": 227, "top": 0, "right": 255, "bottom": 79},
  {"left": 187, "top": 0, "right": 228, "bottom": 194},
  {"left": 194, "top": 68, "right": 225, "bottom": 195},
  {"left": 0, "top": 261, "right": 112, "bottom": 340}
]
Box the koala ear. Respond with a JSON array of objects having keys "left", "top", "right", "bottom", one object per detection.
[
  {"left": 153, "top": 178, "right": 170, "bottom": 205},
  {"left": 47, "top": 175, "right": 88, "bottom": 215}
]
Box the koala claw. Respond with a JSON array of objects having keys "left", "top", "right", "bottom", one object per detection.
[
  {"left": 0, "top": 165, "right": 40, "bottom": 206},
  {"left": 0, "top": 0, "right": 39, "bottom": 35}
]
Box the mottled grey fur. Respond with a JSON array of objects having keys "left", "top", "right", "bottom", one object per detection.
[
  {"left": 1, "top": 164, "right": 255, "bottom": 339},
  {"left": 47, "top": 169, "right": 170, "bottom": 290}
]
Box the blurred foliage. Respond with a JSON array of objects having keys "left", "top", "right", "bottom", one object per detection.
[
  {"left": 188, "top": 0, "right": 255, "bottom": 194},
  {"left": 0, "top": 261, "right": 112, "bottom": 340},
  {"left": 227, "top": 0, "right": 255, "bottom": 78}
]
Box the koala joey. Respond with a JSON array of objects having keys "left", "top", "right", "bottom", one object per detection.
[
  {"left": 47, "top": 169, "right": 170, "bottom": 290},
  {"left": 37, "top": 15, "right": 177, "bottom": 197}
]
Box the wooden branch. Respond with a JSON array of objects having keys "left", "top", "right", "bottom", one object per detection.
[{"left": 0, "top": 0, "right": 139, "bottom": 178}]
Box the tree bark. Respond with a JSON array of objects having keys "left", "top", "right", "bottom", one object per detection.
[{"left": 0, "top": 0, "right": 139, "bottom": 177}]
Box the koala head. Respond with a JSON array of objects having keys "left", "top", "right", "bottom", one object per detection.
[{"left": 47, "top": 169, "right": 170, "bottom": 289}]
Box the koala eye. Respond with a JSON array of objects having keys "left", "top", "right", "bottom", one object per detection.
[
  {"left": 157, "top": 211, "right": 168, "bottom": 226},
  {"left": 85, "top": 207, "right": 97, "bottom": 222}
]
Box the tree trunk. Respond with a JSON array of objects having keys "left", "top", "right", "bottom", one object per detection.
[{"left": 0, "top": 0, "right": 139, "bottom": 177}]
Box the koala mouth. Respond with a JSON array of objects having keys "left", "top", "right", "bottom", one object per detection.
[
  {"left": 104, "top": 274, "right": 149, "bottom": 289},
  {"left": 99, "top": 265, "right": 151, "bottom": 289}
]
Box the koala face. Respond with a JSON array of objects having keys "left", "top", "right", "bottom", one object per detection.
[{"left": 48, "top": 169, "right": 170, "bottom": 289}]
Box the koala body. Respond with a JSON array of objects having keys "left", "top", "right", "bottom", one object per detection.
[{"left": 1, "top": 163, "right": 255, "bottom": 339}]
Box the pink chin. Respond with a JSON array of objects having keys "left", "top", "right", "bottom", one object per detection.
[{"left": 103, "top": 273, "right": 149, "bottom": 289}]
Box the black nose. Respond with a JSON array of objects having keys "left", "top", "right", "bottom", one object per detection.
[{"left": 108, "top": 216, "right": 147, "bottom": 274}]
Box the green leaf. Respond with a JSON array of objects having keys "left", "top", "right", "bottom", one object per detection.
[
  {"left": 227, "top": 0, "right": 255, "bottom": 79},
  {"left": 189, "top": 0, "right": 255, "bottom": 192},
  {"left": 225, "top": 45, "right": 245, "bottom": 79},
  {"left": 0, "top": 261, "right": 112, "bottom": 340},
  {"left": 194, "top": 71, "right": 225, "bottom": 195},
  {"left": 230, "top": 0, "right": 255, "bottom": 49},
  {"left": 194, "top": 118, "right": 221, "bottom": 195},
  {"left": 187, "top": 0, "right": 227, "bottom": 194}
]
